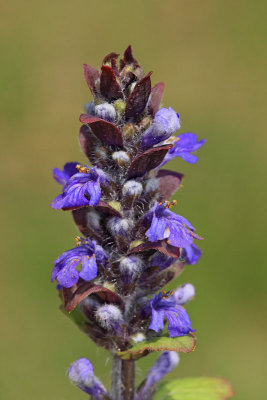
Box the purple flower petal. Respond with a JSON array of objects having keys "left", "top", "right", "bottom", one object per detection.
[
  {"left": 166, "top": 305, "right": 194, "bottom": 337},
  {"left": 52, "top": 238, "right": 107, "bottom": 289},
  {"left": 145, "top": 202, "right": 202, "bottom": 248},
  {"left": 147, "top": 292, "right": 195, "bottom": 337},
  {"left": 181, "top": 243, "right": 202, "bottom": 265},
  {"left": 141, "top": 107, "right": 180, "bottom": 150},
  {"left": 160, "top": 133, "right": 205, "bottom": 167},
  {"left": 51, "top": 168, "right": 103, "bottom": 210},
  {"left": 53, "top": 162, "right": 78, "bottom": 185}
]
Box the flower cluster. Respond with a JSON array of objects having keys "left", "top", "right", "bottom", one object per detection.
[{"left": 51, "top": 46, "right": 205, "bottom": 400}]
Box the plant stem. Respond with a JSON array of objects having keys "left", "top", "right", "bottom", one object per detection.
[
  {"left": 112, "top": 355, "right": 122, "bottom": 400},
  {"left": 122, "top": 359, "right": 135, "bottom": 400},
  {"left": 112, "top": 355, "right": 135, "bottom": 400}
]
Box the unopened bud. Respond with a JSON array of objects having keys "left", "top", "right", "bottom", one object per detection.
[
  {"left": 139, "top": 116, "right": 152, "bottom": 131},
  {"left": 95, "top": 102, "right": 116, "bottom": 122},
  {"left": 114, "top": 99, "right": 126, "bottom": 114},
  {"left": 139, "top": 352, "right": 179, "bottom": 398},
  {"left": 94, "top": 146, "right": 108, "bottom": 162},
  {"left": 68, "top": 358, "right": 108, "bottom": 399},
  {"left": 119, "top": 255, "right": 143, "bottom": 284},
  {"left": 96, "top": 304, "right": 123, "bottom": 334},
  {"left": 107, "top": 201, "right": 122, "bottom": 212},
  {"left": 112, "top": 151, "right": 131, "bottom": 167},
  {"left": 145, "top": 178, "right": 159, "bottom": 194},
  {"left": 122, "top": 180, "right": 143, "bottom": 208},
  {"left": 107, "top": 217, "right": 132, "bottom": 237},
  {"left": 122, "top": 123, "right": 136, "bottom": 140},
  {"left": 86, "top": 210, "right": 103, "bottom": 237},
  {"left": 122, "top": 180, "right": 143, "bottom": 198},
  {"left": 173, "top": 283, "right": 195, "bottom": 305}
]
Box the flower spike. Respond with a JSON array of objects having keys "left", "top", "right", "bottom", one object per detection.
[{"left": 49, "top": 47, "right": 233, "bottom": 400}]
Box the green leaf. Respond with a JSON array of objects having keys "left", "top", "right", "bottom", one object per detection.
[
  {"left": 154, "top": 377, "right": 234, "bottom": 400},
  {"left": 116, "top": 333, "right": 196, "bottom": 360},
  {"left": 59, "top": 304, "right": 87, "bottom": 327}
]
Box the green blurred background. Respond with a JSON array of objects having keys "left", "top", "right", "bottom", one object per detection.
[{"left": 1, "top": 0, "right": 266, "bottom": 399}]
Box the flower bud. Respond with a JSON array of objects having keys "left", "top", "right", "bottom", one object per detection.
[
  {"left": 122, "top": 180, "right": 143, "bottom": 208},
  {"left": 139, "top": 116, "right": 152, "bottom": 131},
  {"left": 144, "top": 178, "right": 159, "bottom": 195},
  {"left": 173, "top": 283, "right": 195, "bottom": 305},
  {"left": 86, "top": 210, "right": 102, "bottom": 231},
  {"left": 112, "top": 151, "right": 131, "bottom": 167},
  {"left": 114, "top": 99, "right": 126, "bottom": 114},
  {"left": 96, "top": 304, "right": 123, "bottom": 335},
  {"left": 94, "top": 146, "right": 109, "bottom": 165},
  {"left": 119, "top": 255, "right": 143, "bottom": 284},
  {"left": 141, "top": 107, "right": 180, "bottom": 150},
  {"left": 122, "top": 123, "right": 136, "bottom": 140},
  {"left": 107, "top": 217, "right": 132, "bottom": 237},
  {"left": 122, "top": 180, "right": 143, "bottom": 198},
  {"left": 129, "top": 240, "right": 144, "bottom": 249},
  {"left": 84, "top": 101, "right": 95, "bottom": 115},
  {"left": 139, "top": 352, "right": 179, "bottom": 398},
  {"left": 149, "top": 251, "right": 175, "bottom": 271},
  {"left": 95, "top": 102, "right": 116, "bottom": 122},
  {"left": 68, "top": 358, "right": 109, "bottom": 399}
]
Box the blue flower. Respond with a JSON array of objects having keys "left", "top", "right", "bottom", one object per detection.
[
  {"left": 139, "top": 351, "right": 179, "bottom": 397},
  {"left": 160, "top": 133, "right": 205, "bottom": 166},
  {"left": 68, "top": 358, "right": 109, "bottom": 399},
  {"left": 95, "top": 304, "right": 124, "bottom": 336},
  {"left": 180, "top": 243, "right": 202, "bottom": 265},
  {"left": 141, "top": 107, "right": 180, "bottom": 150},
  {"left": 173, "top": 283, "right": 195, "bottom": 304},
  {"left": 148, "top": 251, "right": 176, "bottom": 271},
  {"left": 51, "top": 166, "right": 105, "bottom": 209},
  {"left": 148, "top": 292, "right": 195, "bottom": 337},
  {"left": 95, "top": 102, "right": 116, "bottom": 122},
  {"left": 145, "top": 202, "right": 202, "bottom": 248},
  {"left": 52, "top": 237, "right": 108, "bottom": 288},
  {"left": 53, "top": 162, "right": 79, "bottom": 185}
]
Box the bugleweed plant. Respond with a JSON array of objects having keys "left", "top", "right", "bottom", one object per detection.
[{"left": 51, "top": 46, "right": 234, "bottom": 400}]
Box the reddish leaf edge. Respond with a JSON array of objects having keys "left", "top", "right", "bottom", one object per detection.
[
  {"left": 63, "top": 282, "right": 123, "bottom": 312},
  {"left": 116, "top": 332, "right": 196, "bottom": 360}
]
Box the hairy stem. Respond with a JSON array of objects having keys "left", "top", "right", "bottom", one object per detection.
[
  {"left": 112, "top": 355, "right": 122, "bottom": 400},
  {"left": 122, "top": 359, "right": 135, "bottom": 400},
  {"left": 112, "top": 355, "right": 135, "bottom": 400}
]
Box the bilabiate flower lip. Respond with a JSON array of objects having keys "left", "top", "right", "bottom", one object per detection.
[
  {"left": 53, "top": 162, "right": 79, "bottom": 185},
  {"left": 51, "top": 166, "right": 108, "bottom": 209},
  {"left": 147, "top": 291, "right": 195, "bottom": 337},
  {"left": 160, "top": 132, "right": 205, "bottom": 167},
  {"left": 145, "top": 201, "right": 203, "bottom": 248},
  {"left": 180, "top": 243, "right": 202, "bottom": 265},
  {"left": 51, "top": 237, "right": 107, "bottom": 288}
]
